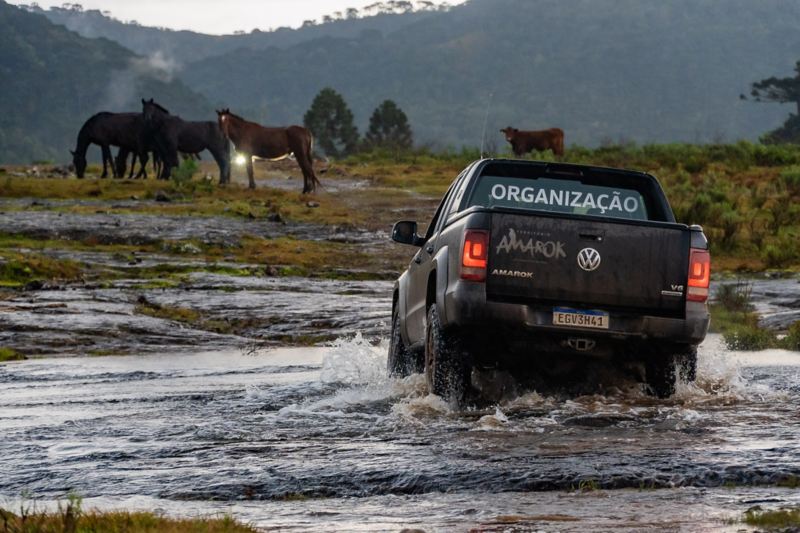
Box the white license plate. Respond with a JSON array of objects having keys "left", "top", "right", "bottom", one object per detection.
[{"left": 552, "top": 307, "right": 609, "bottom": 329}]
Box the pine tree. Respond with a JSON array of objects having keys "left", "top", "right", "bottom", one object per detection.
[
  {"left": 364, "top": 100, "right": 413, "bottom": 150},
  {"left": 303, "top": 88, "right": 360, "bottom": 158},
  {"left": 747, "top": 60, "right": 800, "bottom": 143}
]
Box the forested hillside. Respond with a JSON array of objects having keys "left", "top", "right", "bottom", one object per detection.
[
  {"left": 6, "top": 0, "right": 800, "bottom": 159},
  {"left": 181, "top": 0, "right": 800, "bottom": 147},
  {"left": 0, "top": 1, "right": 212, "bottom": 163}
]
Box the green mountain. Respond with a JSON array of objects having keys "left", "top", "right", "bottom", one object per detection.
[
  {"left": 0, "top": 1, "right": 212, "bottom": 163},
  {"left": 179, "top": 0, "right": 800, "bottom": 148},
  {"left": 9, "top": 0, "right": 800, "bottom": 154}
]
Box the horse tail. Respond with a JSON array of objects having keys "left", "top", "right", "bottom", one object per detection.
[{"left": 308, "top": 132, "right": 322, "bottom": 189}]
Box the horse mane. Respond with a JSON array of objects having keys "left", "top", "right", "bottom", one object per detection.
[
  {"left": 223, "top": 111, "right": 258, "bottom": 127},
  {"left": 150, "top": 101, "right": 171, "bottom": 114},
  {"left": 85, "top": 111, "right": 113, "bottom": 124},
  {"left": 77, "top": 112, "right": 114, "bottom": 138}
]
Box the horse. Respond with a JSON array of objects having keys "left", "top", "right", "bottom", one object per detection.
[
  {"left": 115, "top": 146, "right": 155, "bottom": 179},
  {"left": 71, "top": 112, "right": 149, "bottom": 178},
  {"left": 141, "top": 99, "right": 231, "bottom": 183},
  {"left": 500, "top": 127, "right": 565, "bottom": 157},
  {"left": 216, "top": 109, "right": 320, "bottom": 193}
]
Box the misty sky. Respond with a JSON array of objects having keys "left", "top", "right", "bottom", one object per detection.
[{"left": 11, "top": 0, "right": 466, "bottom": 34}]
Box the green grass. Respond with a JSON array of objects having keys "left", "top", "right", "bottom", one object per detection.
[
  {"left": 0, "top": 507, "right": 258, "bottom": 533},
  {"left": 743, "top": 506, "right": 800, "bottom": 530},
  {"left": 0, "top": 347, "right": 25, "bottom": 362},
  {"left": 4, "top": 141, "right": 800, "bottom": 273},
  {"left": 0, "top": 252, "right": 84, "bottom": 287}
]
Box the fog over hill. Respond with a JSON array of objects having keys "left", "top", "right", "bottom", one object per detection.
[
  {"left": 0, "top": 1, "right": 212, "bottom": 163},
  {"left": 7, "top": 0, "right": 800, "bottom": 160}
]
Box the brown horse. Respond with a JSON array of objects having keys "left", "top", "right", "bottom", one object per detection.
[{"left": 216, "top": 109, "right": 320, "bottom": 193}]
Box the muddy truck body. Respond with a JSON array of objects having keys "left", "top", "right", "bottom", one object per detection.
[{"left": 389, "top": 159, "right": 710, "bottom": 402}]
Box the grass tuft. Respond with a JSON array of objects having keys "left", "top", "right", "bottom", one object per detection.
[
  {"left": 743, "top": 506, "right": 800, "bottom": 530},
  {"left": 0, "top": 347, "right": 25, "bottom": 362}
]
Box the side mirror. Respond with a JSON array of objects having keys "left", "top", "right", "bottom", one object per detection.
[{"left": 392, "top": 221, "right": 423, "bottom": 246}]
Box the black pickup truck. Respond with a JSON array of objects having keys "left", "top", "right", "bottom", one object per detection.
[{"left": 389, "top": 158, "right": 710, "bottom": 403}]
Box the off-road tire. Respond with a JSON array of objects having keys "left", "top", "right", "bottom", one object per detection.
[
  {"left": 645, "top": 344, "right": 698, "bottom": 398},
  {"left": 387, "top": 307, "right": 419, "bottom": 377},
  {"left": 425, "top": 305, "right": 470, "bottom": 406}
]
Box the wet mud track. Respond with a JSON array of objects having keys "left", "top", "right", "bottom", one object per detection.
[{"left": 1, "top": 336, "right": 800, "bottom": 530}]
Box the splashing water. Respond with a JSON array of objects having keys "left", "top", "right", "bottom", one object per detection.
[{"left": 320, "top": 332, "right": 388, "bottom": 386}]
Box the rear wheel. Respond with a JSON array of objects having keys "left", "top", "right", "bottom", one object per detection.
[
  {"left": 425, "top": 305, "right": 470, "bottom": 406},
  {"left": 645, "top": 344, "right": 697, "bottom": 398},
  {"left": 388, "top": 307, "right": 418, "bottom": 377}
]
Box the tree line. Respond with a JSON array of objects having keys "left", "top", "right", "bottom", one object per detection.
[{"left": 302, "top": 87, "right": 413, "bottom": 158}]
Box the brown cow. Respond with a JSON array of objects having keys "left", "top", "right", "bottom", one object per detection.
[{"left": 501, "top": 127, "right": 565, "bottom": 157}]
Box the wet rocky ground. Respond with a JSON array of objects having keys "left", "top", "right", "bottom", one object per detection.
[
  {"left": 0, "top": 274, "right": 392, "bottom": 356},
  {"left": 3, "top": 170, "right": 800, "bottom": 531},
  {"left": 0, "top": 202, "right": 385, "bottom": 247}
]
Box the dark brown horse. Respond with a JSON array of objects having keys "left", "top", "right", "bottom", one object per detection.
[
  {"left": 216, "top": 109, "right": 320, "bottom": 193},
  {"left": 142, "top": 99, "right": 231, "bottom": 183},
  {"left": 71, "top": 112, "right": 149, "bottom": 178},
  {"left": 501, "top": 127, "right": 565, "bottom": 157}
]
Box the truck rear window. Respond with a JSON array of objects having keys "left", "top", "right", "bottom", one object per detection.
[{"left": 468, "top": 175, "right": 649, "bottom": 221}]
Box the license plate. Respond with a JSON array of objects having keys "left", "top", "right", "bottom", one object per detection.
[{"left": 552, "top": 307, "right": 609, "bottom": 329}]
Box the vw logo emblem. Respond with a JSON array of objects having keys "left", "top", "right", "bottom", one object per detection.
[{"left": 577, "top": 248, "right": 601, "bottom": 272}]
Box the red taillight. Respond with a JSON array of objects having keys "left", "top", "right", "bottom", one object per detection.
[
  {"left": 687, "top": 248, "right": 711, "bottom": 302},
  {"left": 461, "top": 230, "right": 489, "bottom": 281}
]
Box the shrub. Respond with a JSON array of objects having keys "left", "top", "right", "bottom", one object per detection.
[
  {"left": 723, "top": 326, "right": 777, "bottom": 351},
  {"left": 780, "top": 165, "right": 800, "bottom": 193},
  {"left": 780, "top": 321, "right": 800, "bottom": 351},
  {"left": 715, "top": 281, "right": 753, "bottom": 312},
  {"left": 171, "top": 157, "right": 198, "bottom": 186},
  {"left": 762, "top": 231, "right": 800, "bottom": 268}
]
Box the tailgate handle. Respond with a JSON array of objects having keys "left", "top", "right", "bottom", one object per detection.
[{"left": 579, "top": 233, "right": 604, "bottom": 242}]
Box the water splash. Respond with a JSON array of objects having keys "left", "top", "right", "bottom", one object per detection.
[{"left": 320, "top": 333, "right": 388, "bottom": 386}]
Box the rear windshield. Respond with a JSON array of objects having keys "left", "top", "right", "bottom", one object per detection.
[{"left": 468, "top": 175, "right": 650, "bottom": 221}]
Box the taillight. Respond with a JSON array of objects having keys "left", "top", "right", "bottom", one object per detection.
[
  {"left": 461, "top": 230, "right": 489, "bottom": 281},
  {"left": 687, "top": 248, "right": 711, "bottom": 302}
]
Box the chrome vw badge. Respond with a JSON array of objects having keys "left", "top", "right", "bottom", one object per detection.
[{"left": 577, "top": 248, "right": 601, "bottom": 272}]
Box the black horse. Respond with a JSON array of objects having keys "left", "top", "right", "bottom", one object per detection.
[
  {"left": 71, "top": 112, "right": 150, "bottom": 179},
  {"left": 141, "top": 99, "right": 231, "bottom": 183}
]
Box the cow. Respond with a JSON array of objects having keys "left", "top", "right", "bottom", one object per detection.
[{"left": 500, "top": 127, "right": 565, "bottom": 157}]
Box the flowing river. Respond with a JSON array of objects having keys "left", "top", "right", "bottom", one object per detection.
[{"left": 2, "top": 331, "right": 800, "bottom": 531}]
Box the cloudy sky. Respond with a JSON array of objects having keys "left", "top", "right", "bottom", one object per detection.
[{"left": 12, "top": 0, "right": 466, "bottom": 34}]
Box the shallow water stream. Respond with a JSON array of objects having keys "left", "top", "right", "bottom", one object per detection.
[{"left": 2, "top": 334, "right": 800, "bottom": 531}]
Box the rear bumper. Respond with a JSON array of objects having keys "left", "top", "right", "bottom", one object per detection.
[{"left": 444, "top": 279, "right": 709, "bottom": 345}]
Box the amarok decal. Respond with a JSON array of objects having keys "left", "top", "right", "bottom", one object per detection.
[{"left": 495, "top": 228, "right": 566, "bottom": 259}]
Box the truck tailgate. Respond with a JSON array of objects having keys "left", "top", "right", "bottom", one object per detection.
[{"left": 487, "top": 212, "right": 691, "bottom": 315}]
